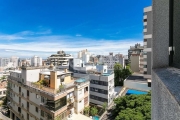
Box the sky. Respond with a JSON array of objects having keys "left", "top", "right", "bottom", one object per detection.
[{"left": 0, "top": 0, "right": 151, "bottom": 58}]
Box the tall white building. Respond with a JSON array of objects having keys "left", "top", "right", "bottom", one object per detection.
[
  {"left": 31, "top": 56, "right": 42, "bottom": 67},
  {"left": 0, "top": 58, "right": 10, "bottom": 67},
  {"left": 7, "top": 66, "right": 90, "bottom": 120},
  {"left": 10, "top": 56, "right": 19, "bottom": 67},
  {"left": 77, "top": 49, "right": 91, "bottom": 64},
  {"left": 72, "top": 64, "right": 115, "bottom": 106},
  {"left": 99, "top": 53, "right": 124, "bottom": 70}
]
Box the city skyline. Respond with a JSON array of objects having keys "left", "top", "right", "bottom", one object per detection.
[{"left": 0, "top": 0, "right": 151, "bottom": 58}]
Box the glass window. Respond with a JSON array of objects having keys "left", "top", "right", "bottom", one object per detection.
[{"left": 170, "top": 0, "right": 180, "bottom": 68}]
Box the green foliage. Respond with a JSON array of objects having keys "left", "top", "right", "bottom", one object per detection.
[
  {"left": 90, "top": 106, "right": 98, "bottom": 116},
  {"left": 102, "top": 102, "right": 108, "bottom": 111},
  {"left": 114, "top": 63, "right": 132, "bottom": 86},
  {"left": 84, "top": 106, "right": 90, "bottom": 116},
  {"left": 113, "top": 92, "right": 151, "bottom": 120}
]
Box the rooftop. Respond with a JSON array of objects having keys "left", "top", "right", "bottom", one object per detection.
[{"left": 126, "top": 73, "right": 146, "bottom": 82}]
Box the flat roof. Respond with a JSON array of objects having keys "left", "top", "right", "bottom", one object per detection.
[{"left": 126, "top": 73, "right": 146, "bottom": 81}]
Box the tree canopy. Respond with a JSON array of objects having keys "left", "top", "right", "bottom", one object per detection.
[
  {"left": 114, "top": 63, "right": 132, "bottom": 86},
  {"left": 112, "top": 92, "right": 151, "bottom": 120}
]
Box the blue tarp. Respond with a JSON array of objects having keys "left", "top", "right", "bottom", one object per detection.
[{"left": 126, "top": 89, "right": 148, "bottom": 95}]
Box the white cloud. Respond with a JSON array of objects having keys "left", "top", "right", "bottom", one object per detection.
[{"left": 0, "top": 32, "right": 143, "bottom": 58}]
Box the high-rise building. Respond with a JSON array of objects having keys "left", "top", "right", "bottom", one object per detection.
[
  {"left": 48, "top": 51, "right": 73, "bottom": 68},
  {"left": 7, "top": 66, "right": 90, "bottom": 120},
  {"left": 77, "top": 49, "right": 91, "bottom": 64},
  {"left": 128, "top": 43, "right": 144, "bottom": 63},
  {"left": 0, "top": 58, "right": 10, "bottom": 67},
  {"left": 98, "top": 53, "right": 124, "bottom": 69},
  {"left": 10, "top": 56, "right": 19, "bottom": 67},
  {"left": 31, "top": 56, "right": 42, "bottom": 67},
  {"left": 143, "top": 6, "right": 152, "bottom": 80},
  {"left": 130, "top": 51, "right": 144, "bottom": 73}
]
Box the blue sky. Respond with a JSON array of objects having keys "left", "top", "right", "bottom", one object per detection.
[{"left": 0, "top": 0, "right": 151, "bottom": 58}]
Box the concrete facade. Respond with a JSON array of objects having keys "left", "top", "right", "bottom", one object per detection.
[
  {"left": 7, "top": 66, "right": 90, "bottom": 120},
  {"left": 31, "top": 56, "right": 42, "bottom": 67},
  {"left": 143, "top": 6, "right": 152, "bottom": 80}
]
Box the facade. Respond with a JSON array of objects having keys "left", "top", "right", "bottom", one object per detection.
[
  {"left": 89, "top": 73, "right": 115, "bottom": 106},
  {"left": 151, "top": 0, "right": 180, "bottom": 120},
  {"left": 7, "top": 66, "right": 89, "bottom": 120},
  {"left": 77, "top": 49, "right": 91, "bottom": 64},
  {"left": 0, "top": 81, "right": 7, "bottom": 99},
  {"left": 72, "top": 64, "right": 115, "bottom": 106},
  {"left": 143, "top": 6, "right": 152, "bottom": 80},
  {"left": 0, "top": 58, "right": 10, "bottom": 67},
  {"left": 128, "top": 43, "right": 144, "bottom": 63},
  {"left": 48, "top": 51, "right": 73, "bottom": 67},
  {"left": 98, "top": 53, "right": 124, "bottom": 70},
  {"left": 10, "top": 56, "right": 19, "bottom": 68},
  {"left": 18, "top": 58, "right": 31, "bottom": 67},
  {"left": 130, "top": 51, "right": 144, "bottom": 73},
  {"left": 31, "top": 56, "right": 42, "bottom": 67}
]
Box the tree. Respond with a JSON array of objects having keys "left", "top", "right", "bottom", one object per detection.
[
  {"left": 114, "top": 63, "right": 132, "bottom": 86},
  {"left": 112, "top": 92, "right": 151, "bottom": 120},
  {"left": 90, "top": 107, "right": 98, "bottom": 116},
  {"left": 84, "top": 106, "right": 90, "bottom": 116},
  {"left": 114, "top": 63, "right": 123, "bottom": 86},
  {"left": 102, "top": 102, "right": 108, "bottom": 112}
]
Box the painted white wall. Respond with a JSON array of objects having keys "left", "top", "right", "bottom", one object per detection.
[
  {"left": 25, "top": 69, "right": 41, "bottom": 82},
  {"left": 96, "top": 65, "right": 107, "bottom": 73}
]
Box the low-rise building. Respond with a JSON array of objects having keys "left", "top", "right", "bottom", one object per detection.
[{"left": 7, "top": 66, "right": 89, "bottom": 120}]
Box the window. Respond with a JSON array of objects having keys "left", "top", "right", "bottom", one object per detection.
[
  {"left": 41, "top": 97, "right": 44, "bottom": 103},
  {"left": 0, "top": 91, "right": 2, "bottom": 95},
  {"left": 36, "top": 107, "right": 38, "bottom": 113},
  {"left": 18, "top": 107, "right": 21, "bottom": 113},
  {"left": 144, "top": 39, "right": 147, "bottom": 42},
  {"left": 27, "top": 90, "right": 29, "bottom": 97},
  {"left": 144, "top": 19, "right": 147, "bottom": 22},
  {"left": 169, "top": 0, "right": 180, "bottom": 68},
  {"left": 41, "top": 110, "right": 44, "bottom": 117},
  {"left": 36, "top": 94, "right": 39, "bottom": 99},
  {"left": 27, "top": 113, "right": 29, "bottom": 120},
  {"left": 3, "top": 91, "right": 6, "bottom": 94}
]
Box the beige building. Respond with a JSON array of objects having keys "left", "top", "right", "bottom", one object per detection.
[
  {"left": 7, "top": 66, "right": 89, "bottom": 120},
  {"left": 130, "top": 51, "right": 144, "bottom": 73}
]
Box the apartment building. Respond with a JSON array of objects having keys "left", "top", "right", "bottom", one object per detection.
[
  {"left": 18, "top": 58, "right": 31, "bottom": 67},
  {"left": 77, "top": 49, "right": 90, "bottom": 64},
  {"left": 128, "top": 43, "right": 144, "bottom": 63},
  {"left": 151, "top": 0, "right": 180, "bottom": 119},
  {"left": 31, "top": 56, "right": 42, "bottom": 67},
  {"left": 143, "top": 6, "right": 152, "bottom": 80},
  {"left": 48, "top": 51, "right": 73, "bottom": 68},
  {"left": 98, "top": 53, "right": 124, "bottom": 70},
  {"left": 7, "top": 66, "right": 89, "bottom": 120},
  {"left": 0, "top": 58, "right": 10, "bottom": 67},
  {"left": 130, "top": 51, "right": 144, "bottom": 73},
  {"left": 72, "top": 64, "right": 115, "bottom": 106},
  {"left": 10, "top": 56, "right": 19, "bottom": 68},
  {"left": 89, "top": 72, "right": 114, "bottom": 106}
]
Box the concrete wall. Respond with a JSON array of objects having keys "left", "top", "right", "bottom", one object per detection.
[
  {"left": 151, "top": 0, "right": 180, "bottom": 119},
  {"left": 124, "top": 80, "right": 151, "bottom": 91},
  {"left": 130, "top": 55, "right": 140, "bottom": 72}
]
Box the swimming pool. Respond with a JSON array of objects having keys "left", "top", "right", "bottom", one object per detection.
[
  {"left": 75, "top": 78, "right": 86, "bottom": 83},
  {"left": 93, "top": 116, "right": 100, "bottom": 120},
  {"left": 126, "top": 89, "right": 148, "bottom": 95}
]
